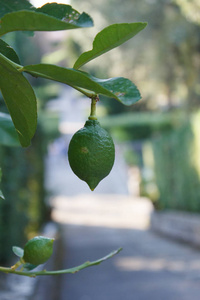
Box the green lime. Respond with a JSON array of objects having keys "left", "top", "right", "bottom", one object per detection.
[
  {"left": 68, "top": 119, "right": 115, "bottom": 190},
  {"left": 23, "top": 236, "right": 54, "bottom": 265}
]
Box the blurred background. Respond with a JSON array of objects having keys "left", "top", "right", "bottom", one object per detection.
[{"left": 0, "top": 0, "right": 200, "bottom": 299}]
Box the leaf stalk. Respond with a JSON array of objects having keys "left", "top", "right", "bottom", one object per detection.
[{"left": 0, "top": 53, "right": 23, "bottom": 70}]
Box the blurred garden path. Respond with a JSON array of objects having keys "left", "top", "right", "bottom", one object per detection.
[{"left": 44, "top": 87, "right": 200, "bottom": 300}]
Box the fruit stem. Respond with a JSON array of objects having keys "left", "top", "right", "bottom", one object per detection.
[
  {"left": 89, "top": 96, "right": 99, "bottom": 120},
  {"left": 11, "top": 259, "right": 23, "bottom": 270}
]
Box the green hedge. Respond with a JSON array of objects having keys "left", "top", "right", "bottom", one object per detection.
[
  {"left": 101, "top": 111, "right": 200, "bottom": 212},
  {"left": 101, "top": 111, "right": 185, "bottom": 141},
  {"left": 0, "top": 119, "right": 58, "bottom": 263},
  {"left": 143, "top": 114, "right": 200, "bottom": 212}
]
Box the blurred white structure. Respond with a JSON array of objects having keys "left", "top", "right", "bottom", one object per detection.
[{"left": 30, "top": 0, "right": 71, "bottom": 7}]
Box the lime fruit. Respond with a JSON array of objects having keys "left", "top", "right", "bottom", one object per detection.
[
  {"left": 68, "top": 119, "right": 115, "bottom": 190},
  {"left": 23, "top": 236, "right": 54, "bottom": 265}
]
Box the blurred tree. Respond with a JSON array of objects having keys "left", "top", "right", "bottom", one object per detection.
[
  {"left": 174, "top": 0, "right": 200, "bottom": 25},
  {"left": 0, "top": 29, "right": 59, "bottom": 262},
  {"left": 71, "top": 0, "right": 200, "bottom": 112}
]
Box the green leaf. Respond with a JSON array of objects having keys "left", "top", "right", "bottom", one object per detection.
[
  {"left": 23, "top": 64, "right": 141, "bottom": 105},
  {"left": 0, "top": 190, "right": 4, "bottom": 200},
  {"left": 36, "top": 3, "right": 93, "bottom": 27},
  {"left": 0, "top": 112, "right": 20, "bottom": 147},
  {"left": 98, "top": 77, "right": 141, "bottom": 105},
  {"left": 0, "top": 4, "right": 93, "bottom": 36},
  {"left": 0, "top": 0, "right": 34, "bottom": 18},
  {"left": 0, "top": 39, "right": 20, "bottom": 64},
  {"left": 74, "top": 22, "right": 147, "bottom": 69},
  {"left": 0, "top": 54, "right": 37, "bottom": 147},
  {"left": 0, "top": 168, "right": 4, "bottom": 200},
  {"left": 12, "top": 246, "right": 24, "bottom": 258}
]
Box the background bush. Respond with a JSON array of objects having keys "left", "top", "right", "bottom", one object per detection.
[
  {"left": 149, "top": 114, "right": 200, "bottom": 211},
  {"left": 102, "top": 111, "right": 200, "bottom": 212},
  {"left": 0, "top": 101, "right": 59, "bottom": 263}
]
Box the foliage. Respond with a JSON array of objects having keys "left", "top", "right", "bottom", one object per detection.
[
  {"left": 71, "top": 0, "right": 200, "bottom": 112},
  {"left": 0, "top": 54, "right": 37, "bottom": 147},
  {"left": 0, "top": 1, "right": 147, "bottom": 148},
  {"left": 100, "top": 111, "right": 184, "bottom": 141},
  {"left": 0, "top": 1, "right": 93, "bottom": 33},
  {"left": 0, "top": 168, "right": 4, "bottom": 200},
  {"left": 73, "top": 23, "right": 146, "bottom": 69},
  {"left": 142, "top": 114, "right": 200, "bottom": 212},
  {"left": 174, "top": 0, "right": 200, "bottom": 25},
  {"left": 0, "top": 0, "right": 146, "bottom": 275},
  {"left": 0, "top": 112, "right": 20, "bottom": 147},
  {"left": 101, "top": 110, "right": 200, "bottom": 213},
  {"left": 0, "top": 124, "right": 48, "bottom": 262}
]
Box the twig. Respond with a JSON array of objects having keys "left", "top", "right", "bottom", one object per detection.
[{"left": 0, "top": 248, "right": 122, "bottom": 277}]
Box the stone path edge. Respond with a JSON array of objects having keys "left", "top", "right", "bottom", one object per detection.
[{"left": 150, "top": 210, "right": 200, "bottom": 248}]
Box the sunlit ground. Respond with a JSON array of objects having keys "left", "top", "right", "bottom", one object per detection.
[
  {"left": 50, "top": 188, "right": 200, "bottom": 275},
  {"left": 51, "top": 194, "right": 152, "bottom": 229},
  {"left": 116, "top": 256, "right": 200, "bottom": 272}
]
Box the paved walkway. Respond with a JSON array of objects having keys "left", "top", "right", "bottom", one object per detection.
[
  {"left": 41, "top": 88, "right": 200, "bottom": 300},
  {"left": 44, "top": 144, "right": 200, "bottom": 300}
]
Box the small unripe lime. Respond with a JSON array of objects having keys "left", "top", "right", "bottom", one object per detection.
[
  {"left": 68, "top": 120, "right": 115, "bottom": 190},
  {"left": 23, "top": 236, "right": 54, "bottom": 265}
]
